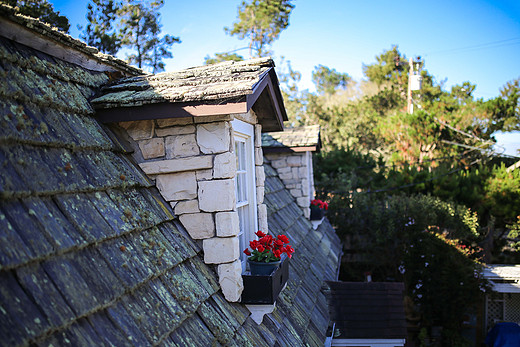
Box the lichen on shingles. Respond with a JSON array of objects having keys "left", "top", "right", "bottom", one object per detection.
[{"left": 91, "top": 58, "right": 274, "bottom": 109}]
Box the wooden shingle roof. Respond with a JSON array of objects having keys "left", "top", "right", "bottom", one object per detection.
[
  {"left": 92, "top": 58, "right": 274, "bottom": 108},
  {"left": 262, "top": 163, "right": 342, "bottom": 344},
  {"left": 0, "top": 10, "right": 340, "bottom": 346},
  {"left": 0, "top": 3, "right": 141, "bottom": 75},
  {"left": 91, "top": 58, "right": 288, "bottom": 132},
  {"left": 262, "top": 125, "right": 321, "bottom": 152}
]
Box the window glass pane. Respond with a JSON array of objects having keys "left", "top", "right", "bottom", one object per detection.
[
  {"left": 232, "top": 119, "right": 257, "bottom": 270},
  {"left": 236, "top": 173, "right": 244, "bottom": 203},
  {"left": 235, "top": 140, "right": 246, "bottom": 171},
  {"left": 238, "top": 205, "right": 250, "bottom": 263}
]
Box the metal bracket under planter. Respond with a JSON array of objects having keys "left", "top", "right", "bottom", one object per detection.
[{"left": 241, "top": 256, "right": 289, "bottom": 304}]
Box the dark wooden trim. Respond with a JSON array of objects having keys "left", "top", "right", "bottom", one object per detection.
[
  {"left": 247, "top": 70, "right": 270, "bottom": 111},
  {"left": 95, "top": 99, "right": 248, "bottom": 123},
  {"left": 262, "top": 146, "right": 318, "bottom": 154},
  {"left": 247, "top": 68, "right": 287, "bottom": 130},
  {"left": 94, "top": 67, "right": 288, "bottom": 130}
]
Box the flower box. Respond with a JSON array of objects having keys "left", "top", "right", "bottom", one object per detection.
[
  {"left": 310, "top": 199, "right": 328, "bottom": 220},
  {"left": 310, "top": 205, "right": 324, "bottom": 220},
  {"left": 241, "top": 255, "right": 289, "bottom": 304}
]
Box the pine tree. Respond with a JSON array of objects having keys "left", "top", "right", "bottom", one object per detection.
[
  {"left": 81, "top": 0, "right": 121, "bottom": 55},
  {"left": 225, "top": 0, "right": 294, "bottom": 58},
  {"left": 118, "top": 0, "right": 180, "bottom": 72}
]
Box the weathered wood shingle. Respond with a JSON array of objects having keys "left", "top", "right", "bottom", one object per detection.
[
  {"left": 262, "top": 162, "right": 342, "bottom": 345},
  {"left": 262, "top": 124, "right": 321, "bottom": 151},
  {"left": 0, "top": 7, "right": 341, "bottom": 345},
  {"left": 91, "top": 58, "right": 274, "bottom": 109}
]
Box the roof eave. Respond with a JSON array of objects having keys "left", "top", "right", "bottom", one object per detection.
[
  {"left": 94, "top": 98, "right": 248, "bottom": 123},
  {"left": 262, "top": 146, "right": 318, "bottom": 154},
  {"left": 95, "top": 67, "right": 287, "bottom": 132},
  {"left": 247, "top": 68, "right": 287, "bottom": 132}
]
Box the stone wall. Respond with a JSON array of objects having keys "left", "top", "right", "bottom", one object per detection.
[
  {"left": 114, "top": 112, "right": 267, "bottom": 302},
  {"left": 265, "top": 151, "right": 314, "bottom": 218}
]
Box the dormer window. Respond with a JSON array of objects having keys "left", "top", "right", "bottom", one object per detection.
[{"left": 233, "top": 119, "right": 258, "bottom": 271}]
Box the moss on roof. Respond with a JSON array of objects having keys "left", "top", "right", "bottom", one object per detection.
[
  {"left": 91, "top": 58, "right": 275, "bottom": 109},
  {"left": 0, "top": 3, "right": 142, "bottom": 76},
  {"left": 0, "top": 13, "right": 340, "bottom": 345},
  {"left": 262, "top": 124, "right": 321, "bottom": 149}
]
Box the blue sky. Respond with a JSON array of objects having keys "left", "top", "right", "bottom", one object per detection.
[{"left": 52, "top": 0, "right": 520, "bottom": 155}]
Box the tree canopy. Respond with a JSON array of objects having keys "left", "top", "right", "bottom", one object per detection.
[
  {"left": 204, "top": 52, "right": 244, "bottom": 65},
  {"left": 312, "top": 64, "right": 351, "bottom": 95},
  {"left": 3, "top": 0, "right": 70, "bottom": 32},
  {"left": 118, "top": 0, "right": 180, "bottom": 72},
  {"left": 225, "top": 0, "right": 294, "bottom": 57},
  {"left": 81, "top": 0, "right": 121, "bottom": 55}
]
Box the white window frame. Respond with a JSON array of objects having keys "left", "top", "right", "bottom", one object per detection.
[{"left": 232, "top": 119, "right": 258, "bottom": 271}]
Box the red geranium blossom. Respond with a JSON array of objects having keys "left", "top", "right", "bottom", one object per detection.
[
  {"left": 311, "top": 199, "right": 329, "bottom": 210},
  {"left": 243, "top": 231, "right": 294, "bottom": 263}
]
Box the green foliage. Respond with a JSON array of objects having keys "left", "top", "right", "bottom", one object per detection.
[
  {"left": 483, "top": 77, "right": 520, "bottom": 132},
  {"left": 3, "top": 0, "right": 70, "bottom": 32},
  {"left": 311, "top": 64, "right": 351, "bottom": 94},
  {"left": 203, "top": 52, "right": 244, "bottom": 65},
  {"left": 81, "top": 0, "right": 121, "bottom": 55},
  {"left": 325, "top": 192, "right": 484, "bottom": 344},
  {"left": 483, "top": 163, "right": 520, "bottom": 228},
  {"left": 309, "top": 44, "right": 519, "bottom": 345},
  {"left": 225, "top": 0, "right": 294, "bottom": 57},
  {"left": 363, "top": 45, "right": 408, "bottom": 91},
  {"left": 377, "top": 110, "right": 442, "bottom": 164},
  {"left": 506, "top": 216, "right": 520, "bottom": 251},
  {"left": 118, "top": 0, "right": 180, "bottom": 72}
]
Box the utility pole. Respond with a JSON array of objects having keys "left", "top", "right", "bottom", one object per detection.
[
  {"left": 407, "top": 57, "right": 413, "bottom": 114},
  {"left": 407, "top": 57, "right": 423, "bottom": 114}
]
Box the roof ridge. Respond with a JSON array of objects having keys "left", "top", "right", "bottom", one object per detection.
[{"left": 0, "top": 3, "right": 142, "bottom": 75}]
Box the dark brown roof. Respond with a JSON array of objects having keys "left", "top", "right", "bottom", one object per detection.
[
  {"left": 92, "top": 58, "right": 288, "bottom": 132},
  {"left": 326, "top": 281, "right": 407, "bottom": 340},
  {"left": 262, "top": 125, "right": 321, "bottom": 152}
]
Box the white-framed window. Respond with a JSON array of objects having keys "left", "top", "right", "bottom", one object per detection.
[{"left": 232, "top": 119, "right": 258, "bottom": 271}]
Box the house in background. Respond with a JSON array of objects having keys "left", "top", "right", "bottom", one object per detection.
[
  {"left": 0, "top": 4, "right": 342, "bottom": 346},
  {"left": 483, "top": 265, "right": 520, "bottom": 332},
  {"left": 325, "top": 282, "right": 407, "bottom": 347},
  {"left": 262, "top": 125, "right": 321, "bottom": 219}
]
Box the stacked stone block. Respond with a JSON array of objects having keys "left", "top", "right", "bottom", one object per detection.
[
  {"left": 265, "top": 151, "right": 314, "bottom": 218},
  {"left": 118, "top": 112, "right": 267, "bottom": 302}
]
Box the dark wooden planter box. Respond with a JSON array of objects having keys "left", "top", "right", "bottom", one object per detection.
[
  {"left": 241, "top": 255, "right": 289, "bottom": 304},
  {"left": 310, "top": 205, "right": 324, "bottom": 220}
]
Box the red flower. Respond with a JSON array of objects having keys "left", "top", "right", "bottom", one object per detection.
[
  {"left": 285, "top": 245, "right": 295, "bottom": 258},
  {"left": 277, "top": 234, "right": 289, "bottom": 244},
  {"left": 259, "top": 235, "right": 269, "bottom": 243},
  {"left": 311, "top": 199, "right": 329, "bottom": 210},
  {"left": 244, "top": 231, "right": 294, "bottom": 263}
]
